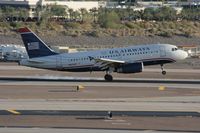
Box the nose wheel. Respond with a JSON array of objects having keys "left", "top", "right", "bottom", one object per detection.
[
  {"left": 161, "top": 64, "right": 166, "bottom": 75},
  {"left": 162, "top": 70, "right": 166, "bottom": 75},
  {"left": 104, "top": 74, "right": 113, "bottom": 81}
]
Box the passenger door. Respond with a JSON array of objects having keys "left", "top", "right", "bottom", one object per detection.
[
  {"left": 56, "top": 55, "right": 62, "bottom": 70},
  {"left": 160, "top": 46, "right": 166, "bottom": 57}
]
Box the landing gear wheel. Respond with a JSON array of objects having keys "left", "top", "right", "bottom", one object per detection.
[
  {"left": 160, "top": 64, "right": 166, "bottom": 75},
  {"left": 162, "top": 71, "right": 166, "bottom": 75},
  {"left": 104, "top": 74, "right": 113, "bottom": 81}
]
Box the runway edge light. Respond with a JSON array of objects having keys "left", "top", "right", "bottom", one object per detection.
[
  {"left": 159, "top": 86, "right": 166, "bottom": 91},
  {"left": 77, "top": 85, "right": 84, "bottom": 91},
  {"left": 7, "top": 109, "right": 21, "bottom": 115}
]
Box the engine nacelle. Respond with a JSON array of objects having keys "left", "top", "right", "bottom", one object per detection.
[{"left": 117, "top": 62, "right": 143, "bottom": 73}]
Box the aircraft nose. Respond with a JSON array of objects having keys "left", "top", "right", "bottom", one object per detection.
[
  {"left": 175, "top": 50, "right": 188, "bottom": 61},
  {"left": 183, "top": 51, "right": 188, "bottom": 59},
  {"left": 179, "top": 50, "right": 188, "bottom": 60}
]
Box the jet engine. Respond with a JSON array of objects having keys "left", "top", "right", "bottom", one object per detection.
[{"left": 117, "top": 62, "right": 143, "bottom": 73}]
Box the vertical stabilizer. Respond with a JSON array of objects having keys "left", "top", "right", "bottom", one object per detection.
[{"left": 18, "top": 27, "right": 58, "bottom": 58}]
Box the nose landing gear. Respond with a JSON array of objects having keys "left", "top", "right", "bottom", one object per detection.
[
  {"left": 161, "top": 64, "right": 166, "bottom": 75},
  {"left": 162, "top": 70, "right": 166, "bottom": 75}
]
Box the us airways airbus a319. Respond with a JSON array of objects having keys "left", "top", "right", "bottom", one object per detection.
[{"left": 18, "top": 27, "right": 188, "bottom": 81}]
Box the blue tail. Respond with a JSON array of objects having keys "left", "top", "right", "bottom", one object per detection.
[{"left": 19, "top": 27, "right": 58, "bottom": 58}]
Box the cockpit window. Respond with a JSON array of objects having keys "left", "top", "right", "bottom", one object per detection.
[{"left": 172, "top": 48, "right": 178, "bottom": 51}]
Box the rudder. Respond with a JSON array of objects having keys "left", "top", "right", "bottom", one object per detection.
[{"left": 18, "top": 27, "right": 58, "bottom": 58}]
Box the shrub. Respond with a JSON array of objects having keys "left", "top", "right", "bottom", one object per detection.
[
  {"left": 158, "top": 31, "right": 173, "bottom": 37},
  {"left": 125, "top": 22, "right": 135, "bottom": 29},
  {"left": 98, "top": 10, "right": 121, "bottom": 29},
  {"left": 184, "top": 30, "right": 192, "bottom": 38},
  {"left": 86, "top": 30, "right": 101, "bottom": 37},
  {"left": 64, "top": 22, "right": 80, "bottom": 29},
  {"left": 10, "top": 22, "right": 22, "bottom": 29}
]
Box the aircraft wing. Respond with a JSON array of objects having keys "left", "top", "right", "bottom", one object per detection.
[{"left": 89, "top": 56, "right": 125, "bottom": 70}]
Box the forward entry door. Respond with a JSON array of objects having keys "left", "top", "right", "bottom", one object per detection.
[
  {"left": 160, "top": 46, "right": 166, "bottom": 57},
  {"left": 56, "top": 55, "right": 62, "bottom": 70}
]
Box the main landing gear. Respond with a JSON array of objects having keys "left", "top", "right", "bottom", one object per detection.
[
  {"left": 104, "top": 74, "right": 113, "bottom": 81},
  {"left": 104, "top": 68, "right": 114, "bottom": 81},
  {"left": 161, "top": 64, "right": 166, "bottom": 75}
]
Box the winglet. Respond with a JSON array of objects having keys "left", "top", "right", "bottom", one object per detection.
[{"left": 18, "top": 27, "right": 31, "bottom": 33}]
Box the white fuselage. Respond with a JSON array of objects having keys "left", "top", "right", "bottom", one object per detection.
[{"left": 20, "top": 44, "right": 188, "bottom": 71}]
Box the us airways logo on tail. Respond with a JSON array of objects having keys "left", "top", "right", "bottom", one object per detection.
[
  {"left": 19, "top": 27, "right": 58, "bottom": 58},
  {"left": 27, "top": 42, "right": 39, "bottom": 50}
]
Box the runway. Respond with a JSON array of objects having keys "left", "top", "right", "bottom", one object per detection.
[
  {"left": 0, "top": 76, "right": 200, "bottom": 90},
  {"left": 0, "top": 76, "right": 200, "bottom": 84},
  {"left": 0, "top": 62, "right": 200, "bottom": 79},
  {"left": 1, "top": 98, "right": 200, "bottom": 111},
  {"left": 0, "top": 76, "right": 200, "bottom": 111},
  {"left": 0, "top": 62, "right": 200, "bottom": 132},
  {"left": 1, "top": 110, "right": 200, "bottom": 117},
  {"left": 0, "top": 113, "right": 200, "bottom": 132},
  {"left": 1, "top": 128, "right": 198, "bottom": 133}
]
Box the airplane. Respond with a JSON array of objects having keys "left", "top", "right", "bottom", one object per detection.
[{"left": 18, "top": 27, "right": 188, "bottom": 81}]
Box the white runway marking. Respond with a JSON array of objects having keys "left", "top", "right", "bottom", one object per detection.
[{"left": 0, "top": 128, "right": 189, "bottom": 133}]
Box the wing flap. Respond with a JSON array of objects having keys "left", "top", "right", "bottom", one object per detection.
[
  {"left": 89, "top": 56, "right": 125, "bottom": 70},
  {"left": 97, "top": 58, "right": 125, "bottom": 64}
]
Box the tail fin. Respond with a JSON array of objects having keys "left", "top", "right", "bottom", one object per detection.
[{"left": 18, "top": 27, "right": 58, "bottom": 58}]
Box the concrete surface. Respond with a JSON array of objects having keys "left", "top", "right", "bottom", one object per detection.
[{"left": 0, "top": 62, "right": 200, "bottom": 132}]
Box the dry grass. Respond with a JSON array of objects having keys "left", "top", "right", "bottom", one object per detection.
[{"left": 0, "top": 21, "right": 200, "bottom": 37}]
